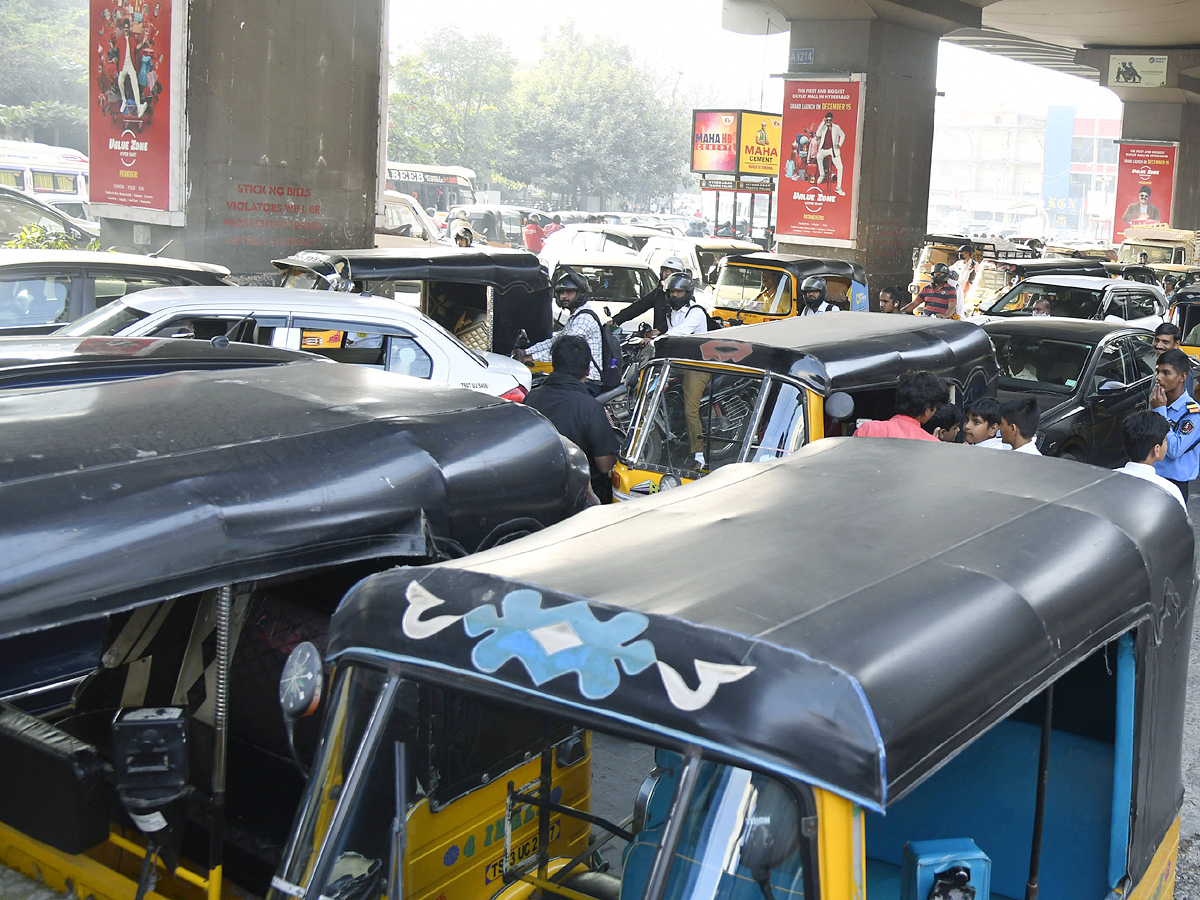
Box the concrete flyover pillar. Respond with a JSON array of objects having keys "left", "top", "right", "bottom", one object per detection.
[
  {"left": 1077, "top": 48, "right": 1200, "bottom": 232},
  {"left": 93, "top": 0, "right": 387, "bottom": 277}
]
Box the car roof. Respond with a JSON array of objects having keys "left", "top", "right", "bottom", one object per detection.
[
  {"left": 550, "top": 253, "right": 653, "bottom": 269},
  {"left": 327, "top": 437, "right": 1193, "bottom": 812},
  {"left": 981, "top": 318, "right": 1150, "bottom": 341},
  {"left": 96, "top": 285, "right": 433, "bottom": 321},
  {"left": 0, "top": 249, "right": 230, "bottom": 276}
]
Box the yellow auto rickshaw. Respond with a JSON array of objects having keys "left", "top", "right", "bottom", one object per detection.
[
  {"left": 269, "top": 437, "right": 1194, "bottom": 900},
  {"left": 709, "top": 253, "right": 868, "bottom": 324},
  {"left": 611, "top": 312, "right": 998, "bottom": 499}
]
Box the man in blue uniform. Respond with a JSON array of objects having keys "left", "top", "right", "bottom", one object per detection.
[{"left": 1150, "top": 348, "right": 1200, "bottom": 499}]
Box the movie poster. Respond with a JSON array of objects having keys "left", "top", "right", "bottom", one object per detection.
[
  {"left": 89, "top": 0, "right": 174, "bottom": 210},
  {"left": 1112, "top": 143, "right": 1176, "bottom": 244},
  {"left": 691, "top": 111, "right": 738, "bottom": 174},
  {"left": 776, "top": 79, "right": 863, "bottom": 245}
]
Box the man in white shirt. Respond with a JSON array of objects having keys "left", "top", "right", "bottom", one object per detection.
[
  {"left": 812, "top": 112, "right": 846, "bottom": 196},
  {"left": 1116, "top": 410, "right": 1188, "bottom": 510},
  {"left": 663, "top": 273, "right": 709, "bottom": 335}
]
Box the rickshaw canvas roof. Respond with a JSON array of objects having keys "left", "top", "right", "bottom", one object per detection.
[
  {"left": 0, "top": 364, "right": 575, "bottom": 638},
  {"left": 328, "top": 439, "right": 1193, "bottom": 813},
  {"left": 271, "top": 246, "right": 550, "bottom": 294},
  {"left": 721, "top": 252, "right": 867, "bottom": 286},
  {"left": 652, "top": 313, "right": 998, "bottom": 393}
]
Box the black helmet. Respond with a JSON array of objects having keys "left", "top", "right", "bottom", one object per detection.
[
  {"left": 931, "top": 263, "right": 950, "bottom": 283},
  {"left": 664, "top": 272, "right": 696, "bottom": 310},
  {"left": 800, "top": 275, "right": 827, "bottom": 306},
  {"left": 552, "top": 269, "right": 589, "bottom": 309},
  {"left": 957, "top": 244, "right": 973, "bottom": 254}
]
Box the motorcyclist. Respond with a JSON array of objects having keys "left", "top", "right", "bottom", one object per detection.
[
  {"left": 517, "top": 269, "right": 604, "bottom": 389},
  {"left": 902, "top": 263, "right": 958, "bottom": 318},
  {"left": 610, "top": 256, "right": 688, "bottom": 335},
  {"left": 663, "top": 273, "right": 708, "bottom": 335},
  {"left": 799, "top": 276, "right": 838, "bottom": 315},
  {"left": 452, "top": 223, "right": 476, "bottom": 248}
]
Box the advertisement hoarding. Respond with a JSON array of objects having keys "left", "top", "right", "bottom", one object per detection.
[
  {"left": 737, "top": 112, "right": 782, "bottom": 177},
  {"left": 692, "top": 111, "right": 738, "bottom": 174},
  {"left": 1108, "top": 55, "right": 1169, "bottom": 89},
  {"left": 89, "top": 0, "right": 182, "bottom": 215},
  {"left": 776, "top": 78, "right": 864, "bottom": 246},
  {"left": 1112, "top": 142, "right": 1177, "bottom": 244}
]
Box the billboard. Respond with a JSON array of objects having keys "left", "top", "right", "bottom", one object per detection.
[
  {"left": 1112, "top": 142, "right": 1176, "bottom": 244},
  {"left": 737, "top": 112, "right": 782, "bottom": 177},
  {"left": 692, "top": 111, "right": 738, "bottom": 174},
  {"left": 776, "top": 78, "right": 864, "bottom": 245},
  {"left": 1108, "top": 55, "right": 1169, "bottom": 89},
  {"left": 90, "top": 0, "right": 181, "bottom": 214}
]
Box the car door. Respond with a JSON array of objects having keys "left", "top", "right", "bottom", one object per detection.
[
  {"left": 288, "top": 316, "right": 450, "bottom": 382},
  {"left": 1086, "top": 335, "right": 1151, "bottom": 467},
  {"left": 1123, "top": 288, "right": 1166, "bottom": 328}
]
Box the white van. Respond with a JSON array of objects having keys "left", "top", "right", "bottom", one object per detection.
[{"left": 0, "top": 140, "right": 92, "bottom": 221}]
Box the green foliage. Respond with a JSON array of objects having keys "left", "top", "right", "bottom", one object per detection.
[
  {"left": 387, "top": 23, "right": 691, "bottom": 204},
  {"left": 388, "top": 27, "right": 516, "bottom": 175},
  {"left": 0, "top": 0, "right": 88, "bottom": 108},
  {"left": 2, "top": 223, "right": 95, "bottom": 250}
]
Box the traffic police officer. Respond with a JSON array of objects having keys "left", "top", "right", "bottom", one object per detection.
[{"left": 1151, "top": 348, "right": 1200, "bottom": 499}]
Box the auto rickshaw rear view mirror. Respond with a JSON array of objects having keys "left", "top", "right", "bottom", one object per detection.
[
  {"left": 826, "top": 391, "right": 855, "bottom": 421},
  {"left": 279, "top": 641, "right": 323, "bottom": 721}
]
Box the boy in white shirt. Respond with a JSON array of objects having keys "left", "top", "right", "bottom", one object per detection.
[
  {"left": 663, "top": 273, "right": 709, "bottom": 336},
  {"left": 962, "top": 397, "right": 1007, "bottom": 449},
  {"left": 999, "top": 397, "right": 1042, "bottom": 455},
  {"left": 1116, "top": 411, "right": 1188, "bottom": 510}
]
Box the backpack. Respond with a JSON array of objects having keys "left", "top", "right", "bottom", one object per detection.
[{"left": 577, "top": 309, "right": 623, "bottom": 389}]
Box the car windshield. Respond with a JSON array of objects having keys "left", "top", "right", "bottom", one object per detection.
[
  {"left": 57, "top": 300, "right": 149, "bottom": 336},
  {"left": 571, "top": 264, "right": 657, "bottom": 305},
  {"left": 988, "top": 332, "right": 1095, "bottom": 394},
  {"left": 623, "top": 362, "right": 805, "bottom": 474},
  {"left": 271, "top": 666, "right": 811, "bottom": 900},
  {"left": 1117, "top": 244, "right": 1175, "bottom": 265},
  {"left": 713, "top": 265, "right": 792, "bottom": 314},
  {"left": 696, "top": 249, "right": 747, "bottom": 278},
  {"left": 983, "top": 282, "right": 1104, "bottom": 319}
]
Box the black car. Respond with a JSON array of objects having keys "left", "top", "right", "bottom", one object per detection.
[
  {"left": 982, "top": 319, "right": 1157, "bottom": 466},
  {"left": 0, "top": 184, "right": 97, "bottom": 247},
  {"left": 0, "top": 249, "right": 232, "bottom": 335}
]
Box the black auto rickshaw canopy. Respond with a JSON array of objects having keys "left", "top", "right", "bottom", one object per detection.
[
  {"left": 646, "top": 311, "right": 999, "bottom": 397},
  {"left": 0, "top": 363, "right": 589, "bottom": 638},
  {"left": 1004, "top": 257, "right": 1109, "bottom": 280},
  {"left": 272, "top": 246, "right": 553, "bottom": 356},
  {"left": 720, "top": 251, "right": 867, "bottom": 288},
  {"left": 326, "top": 438, "right": 1193, "bottom": 876}
]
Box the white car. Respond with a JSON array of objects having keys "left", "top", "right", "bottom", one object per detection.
[
  {"left": 376, "top": 191, "right": 443, "bottom": 249},
  {"left": 969, "top": 276, "right": 1167, "bottom": 331},
  {"left": 55, "top": 285, "right": 533, "bottom": 400},
  {"left": 539, "top": 223, "right": 671, "bottom": 275},
  {"left": 545, "top": 253, "right": 659, "bottom": 329}
]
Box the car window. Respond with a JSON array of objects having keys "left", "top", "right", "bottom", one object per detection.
[
  {"left": 146, "top": 314, "right": 287, "bottom": 344},
  {"left": 574, "top": 265, "right": 652, "bottom": 304},
  {"left": 294, "top": 318, "right": 429, "bottom": 372},
  {"left": 1125, "top": 291, "right": 1160, "bottom": 319},
  {"left": 576, "top": 231, "right": 604, "bottom": 251},
  {"left": 984, "top": 284, "right": 1104, "bottom": 318},
  {"left": 1091, "top": 340, "right": 1127, "bottom": 390},
  {"left": 1125, "top": 334, "right": 1158, "bottom": 381},
  {"left": 991, "top": 333, "right": 1092, "bottom": 393},
  {"left": 386, "top": 335, "right": 434, "bottom": 378},
  {"left": 0, "top": 196, "right": 65, "bottom": 236},
  {"left": 1101, "top": 293, "right": 1127, "bottom": 320},
  {"left": 384, "top": 200, "right": 427, "bottom": 240},
  {"left": 0, "top": 273, "right": 71, "bottom": 325},
  {"left": 93, "top": 273, "right": 178, "bottom": 308},
  {"left": 603, "top": 233, "right": 636, "bottom": 252}
]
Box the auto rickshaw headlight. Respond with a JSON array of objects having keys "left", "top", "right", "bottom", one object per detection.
[
  {"left": 826, "top": 391, "right": 855, "bottom": 421},
  {"left": 659, "top": 474, "right": 681, "bottom": 491}
]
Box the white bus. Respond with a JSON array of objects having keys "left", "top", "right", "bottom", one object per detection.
[
  {"left": 0, "top": 140, "right": 92, "bottom": 221},
  {"left": 383, "top": 162, "right": 477, "bottom": 222}
]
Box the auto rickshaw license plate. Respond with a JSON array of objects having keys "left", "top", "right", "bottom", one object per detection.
[{"left": 484, "top": 820, "right": 561, "bottom": 883}]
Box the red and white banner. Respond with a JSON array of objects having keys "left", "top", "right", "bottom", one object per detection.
[
  {"left": 1112, "top": 143, "right": 1176, "bottom": 244},
  {"left": 90, "top": 0, "right": 175, "bottom": 210},
  {"left": 776, "top": 79, "right": 863, "bottom": 245}
]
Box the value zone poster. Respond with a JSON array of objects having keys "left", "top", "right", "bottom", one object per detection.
[
  {"left": 1112, "top": 142, "right": 1176, "bottom": 244},
  {"left": 777, "top": 79, "right": 862, "bottom": 244},
  {"left": 90, "top": 0, "right": 174, "bottom": 210}
]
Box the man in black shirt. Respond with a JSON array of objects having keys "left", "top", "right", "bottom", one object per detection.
[{"left": 525, "top": 335, "right": 620, "bottom": 502}]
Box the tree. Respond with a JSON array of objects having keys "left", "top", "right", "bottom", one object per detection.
[
  {"left": 503, "top": 24, "right": 691, "bottom": 205},
  {"left": 387, "top": 27, "right": 516, "bottom": 174},
  {"left": 0, "top": 0, "right": 88, "bottom": 109}
]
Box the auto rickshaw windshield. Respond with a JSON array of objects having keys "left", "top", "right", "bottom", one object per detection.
[
  {"left": 713, "top": 265, "right": 792, "bottom": 314},
  {"left": 272, "top": 665, "right": 812, "bottom": 900},
  {"left": 624, "top": 361, "right": 806, "bottom": 475}
]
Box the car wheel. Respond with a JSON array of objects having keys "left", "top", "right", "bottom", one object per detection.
[{"left": 1058, "top": 446, "right": 1086, "bottom": 464}]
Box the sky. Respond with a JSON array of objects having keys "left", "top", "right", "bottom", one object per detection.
[{"left": 389, "top": 0, "right": 1124, "bottom": 121}]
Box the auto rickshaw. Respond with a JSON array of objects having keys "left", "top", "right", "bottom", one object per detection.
[
  {"left": 1170, "top": 283, "right": 1200, "bottom": 358},
  {"left": 611, "top": 312, "right": 997, "bottom": 499},
  {"left": 271, "top": 246, "right": 554, "bottom": 362},
  {"left": 709, "top": 252, "right": 868, "bottom": 324},
  {"left": 1102, "top": 262, "right": 1159, "bottom": 285},
  {"left": 0, "top": 363, "right": 592, "bottom": 900},
  {"left": 268, "top": 438, "right": 1194, "bottom": 900}
]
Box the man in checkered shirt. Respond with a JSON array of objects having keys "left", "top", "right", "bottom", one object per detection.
[{"left": 519, "top": 269, "right": 604, "bottom": 391}]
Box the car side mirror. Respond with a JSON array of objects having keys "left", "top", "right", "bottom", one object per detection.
[{"left": 1098, "top": 380, "right": 1126, "bottom": 392}]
